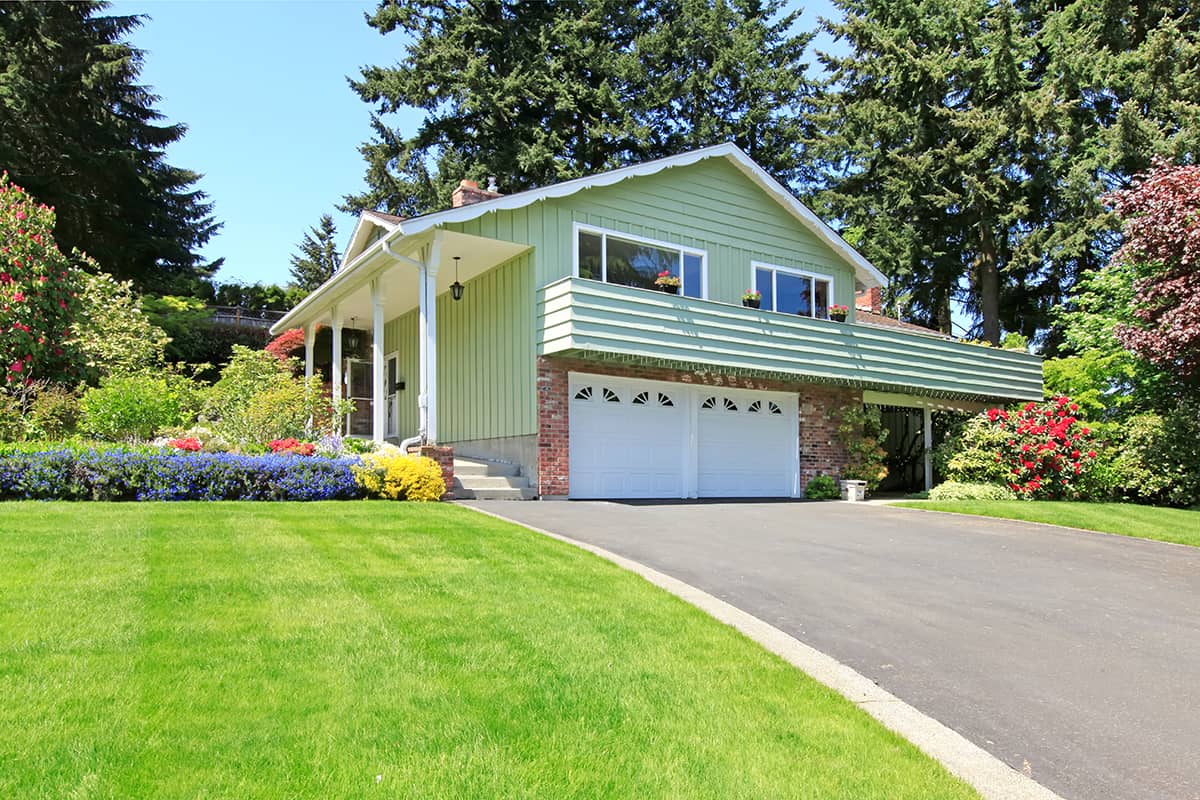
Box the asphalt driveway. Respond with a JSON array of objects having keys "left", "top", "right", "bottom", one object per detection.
[{"left": 464, "top": 500, "right": 1200, "bottom": 800}]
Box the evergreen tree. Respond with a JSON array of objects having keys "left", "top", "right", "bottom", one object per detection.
[
  {"left": 811, "top": 0, "right": 1052, "bottom": 343},
  {"left": 0, "top": 1, "right": 220, "bottom": 292},
  {"left": 289, "top": 214, "right": 341, "bottom": 292},
  {"left": 632, "top": 0, "right": 815, "bottom": 186},
  {"left": 344, "top": 0, "right": 814, "bottom": 213}
]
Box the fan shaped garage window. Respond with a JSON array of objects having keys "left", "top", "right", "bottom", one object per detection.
[
  {"left": 748, "top": 400, "right": 762, "bottom": 413},
  {"left": 576, "top": 224, "right": 706, "bottom": 299},
  {"left": 573, "top": 386, "right": 593, "bottom": 401},
  {"left": 657, "top": 392, "right": 674, "bottom": 407},
  {"left": 722, "top": 398, "right": 738, "bottom": 412},
  {"left": 602, "top": 388, "right": 621, "bottom": 403},
  {"left": 701, "top": 396, "right": 717, "bottom": 410},
  {"left": 768, "top": 402, "right": 783, "bottom": 415},
  {"left": 632, "top": 391, "right": 650, "bottom": 405}
]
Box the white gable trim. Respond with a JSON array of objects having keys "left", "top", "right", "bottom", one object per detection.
[
  {"left": 341, "top": 211, "right": 400, "bottom": 269},
  {"left": 382, "top": 143, "right": 887, "bottom": 288}
]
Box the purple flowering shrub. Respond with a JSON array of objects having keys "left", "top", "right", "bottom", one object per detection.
[{"left": 0, "top": 449, "right": 364, "bottom": 501}]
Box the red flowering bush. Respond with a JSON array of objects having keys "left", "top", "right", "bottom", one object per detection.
[
  {"left": 0, "top": 174, "right": 85, "bottom": 387},
  {"left": 268, "top": 438, "right": 315, "bottom": 456},
  {"left": 265, "top": 327, "right": 307, "bottom": 363},
  {"left": 168, "top": 437, "right": 202, "bottom": 452},
  {"left": 943, "top": 397, "right": 1097, "bottom": 499}
]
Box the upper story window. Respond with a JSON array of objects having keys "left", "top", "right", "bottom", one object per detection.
[
  {"left": 752, "top": 262, "right": 834, "bottom": 320},
  {"left": 576, "top": 224, "right": 706, "bottom": 299}
]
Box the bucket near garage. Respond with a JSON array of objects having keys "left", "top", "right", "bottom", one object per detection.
[{"left": 840, "top": 480, "right": 867, "bottom": 502}]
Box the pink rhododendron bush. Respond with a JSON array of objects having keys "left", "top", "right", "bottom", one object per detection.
[
  {"left": 939, "top": 397, "right": 1097, "bottom": 499},
  {"left": 0, "top": 174, "right": 84, "bottom": 387}
]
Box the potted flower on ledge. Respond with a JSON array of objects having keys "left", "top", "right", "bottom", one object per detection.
[
  {"left": 654, "top": 270, "right": 681, "bottom": 294},
  {"left": 829, "top": 304, "right": 850, "bottom": 322},
  {"left": 742, "top": 289, "right": 762, "bottom": 309}
]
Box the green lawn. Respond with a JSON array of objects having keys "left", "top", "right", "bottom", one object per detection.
[
  {"left": 892, "top": 500, "right": 1200, "bottom": 547},
  {"left": 0, "top": 502, "right": 976, "bottom": 799}
]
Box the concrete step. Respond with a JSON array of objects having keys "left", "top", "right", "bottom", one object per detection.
[
  {"left": 455, "top": 486, "right": 538, "bottom": 501},
  {"left": 453, "top": 457, "right": 520, "bottom": 478},
  {"left": 453, "top": 475, "right": 528, "bottom": 490}
]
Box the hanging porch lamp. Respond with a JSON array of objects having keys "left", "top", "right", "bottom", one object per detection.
[{"left": 450, "top": 256, "right": 465, "bottom": 301}]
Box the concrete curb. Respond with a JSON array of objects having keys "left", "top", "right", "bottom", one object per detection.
[{"left": 462, "top": 503, "right": 1064, "bottom": 800}]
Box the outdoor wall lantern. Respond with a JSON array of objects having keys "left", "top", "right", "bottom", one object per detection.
[
  {"left": 345, "top": 319, "right": 361, "bottom": 353},
  {"left": 450, "top": 256, "right": 465, "bottom": 301}
]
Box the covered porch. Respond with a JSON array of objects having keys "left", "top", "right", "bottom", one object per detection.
[{"left": 272, "top": 227, "right": 529, "bottom": 444}]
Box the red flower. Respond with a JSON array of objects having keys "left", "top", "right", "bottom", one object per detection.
[
  {"left": 12, "top": 291, "right": 24, "bottom": 302},
  {"left": 168, "top": 437, "right": 202, "bottom": 452}
]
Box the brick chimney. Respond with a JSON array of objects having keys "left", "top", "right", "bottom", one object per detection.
[
  {"left": 451, "top": 178, "right": 503, "bottom": 208},
  {"left": 855, "top": 286, "right": 882, "bottom": 315}
]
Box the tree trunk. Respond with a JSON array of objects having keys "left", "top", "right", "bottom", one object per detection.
[{"left": 976, "top": 223, "right": 1002, "bottom": 345}]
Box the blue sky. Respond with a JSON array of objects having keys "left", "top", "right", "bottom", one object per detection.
[{"left": 112, "top": 1, "right": 840, "bottom": 287}]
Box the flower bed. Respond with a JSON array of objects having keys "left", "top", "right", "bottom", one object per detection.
[{"left": 0, "top": 449, "right": 363, "bottom": 501}]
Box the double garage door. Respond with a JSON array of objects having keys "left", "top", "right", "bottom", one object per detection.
[{"left": 568, "top": 373, "right": 799, "bottom": 499}]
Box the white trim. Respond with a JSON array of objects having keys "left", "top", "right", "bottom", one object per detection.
[
  {"left": 572, "top": 222, "right": 709, "bottom": 300},
  {"left": 384, "top": 350, "right": 400, "bottom": 439},
  {"left": 751, "top": 260, "right": 836, "bottom": 319}
]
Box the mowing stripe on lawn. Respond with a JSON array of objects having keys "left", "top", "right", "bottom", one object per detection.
[{"left": 462, "top": 503, "right": 1064, "bottom": 800}]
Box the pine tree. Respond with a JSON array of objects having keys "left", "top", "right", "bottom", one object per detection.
[
  {"left": 632, "top": 0, "right": 815, "bottom": 186},
  {"left": 812, "top": 0, "right": 1051, "bottom": 342},
  {"left": 289, "top": 214, "right": 341, "bottom": 292},
  {"left": 0, "top": 1, "right": 220, "bottom": 292},
  {"left": 343, "top": 0, "right": 814, "bottom": 213}
]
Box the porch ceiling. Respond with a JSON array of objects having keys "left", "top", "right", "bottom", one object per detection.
[{"left": 274, "top": 229, "right": 530, "bottom": 333}]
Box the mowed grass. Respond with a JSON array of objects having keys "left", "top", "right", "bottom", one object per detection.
[
  {"left": 892, "top": 500, "right": 1200, "bottom": 547},
  {"left": 0, "top": 502, "right": 977, "bottom": 800}
]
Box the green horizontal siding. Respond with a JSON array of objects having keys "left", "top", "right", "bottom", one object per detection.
[{"left": 539, "top": 278, "right": 1043, "bottom": 402}]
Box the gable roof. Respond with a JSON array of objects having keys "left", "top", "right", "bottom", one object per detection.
[{"left": 347, "top": 143, "right": 887, "bottom": 288}]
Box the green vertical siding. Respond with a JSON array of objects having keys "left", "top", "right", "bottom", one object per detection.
[{"left": 384, "top": 251, "right": 537, "bottom": 442}]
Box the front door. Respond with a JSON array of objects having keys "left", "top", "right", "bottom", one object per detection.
[{"left": 345, "top": 359, "right": 373, "bottom": 437}]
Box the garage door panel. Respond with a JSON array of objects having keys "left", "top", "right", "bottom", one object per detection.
[
  {"left": 569, "top": 378, "right": 686, "bottom": 499},
  {"left": 697, "top": 391, "right": 796, "bottom": 498}
]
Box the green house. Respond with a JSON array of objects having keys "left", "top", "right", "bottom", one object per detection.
[{"left": 272, "top": 144, "right": 1042, "bottom": 499}]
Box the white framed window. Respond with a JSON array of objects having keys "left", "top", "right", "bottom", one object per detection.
[
  {"left": 751, "top": 261, "right": 835, "bottom": 319},
  {"left": 574, "top": 223, "right": 707, "bottom": 299}
]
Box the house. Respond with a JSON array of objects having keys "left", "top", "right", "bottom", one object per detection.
[{"left": 271, "top": 144, "right": 1042, "bottom": 499}]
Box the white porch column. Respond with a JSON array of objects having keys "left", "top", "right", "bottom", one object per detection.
[
  {"left": 418, "top": 233, "right": 442, "bottom": 444},
  {"left": 923, "top": 406, "right": 934, "bottom": 491},
  {"left": 303, "top": 324, "right": 315, "bottom": 380},
  {"left": 330, "top": 305, "right": 343, "bottom": 424},
  {"left": 371, "top": 278, "right": 386, "bottom": 443}
]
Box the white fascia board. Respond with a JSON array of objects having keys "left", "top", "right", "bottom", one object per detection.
[{"left": 382, "top": 142, "right": 888, "bottom": 289}]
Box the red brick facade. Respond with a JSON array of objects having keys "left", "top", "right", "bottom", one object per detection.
[
  {"left": 409, "top": 444, "right": 456, "bottom": 499},
  {"left": 536, "top": 355, "right": 860, "bottom": 498}
]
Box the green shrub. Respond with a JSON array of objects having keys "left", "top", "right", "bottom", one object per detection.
[
  {"left": 1087, "top": 406, "right": 1200, "bottom": 507},
  {"left": 0, "top": 393, "right": 23, "bottom": 442},
  {"left": 80, "top": 375, "right": 184, "bottom": 441},
  {"left": 936, "top": 413, "right": 1010, "bottom": 485},
  {"left": 27, "top": 384, "right": 80, "bottom": 440},
  {"left": 804, "top": 474, "right": 840, "bottom": 500},
  {"left": 928, "top": 481, "right": 1016, "bottom": 501},
  {"left": 204, "top": 346, "right": 345, "bottom": 447},
  {"left": 835, "top": 404, "right": 889, "bottom": 490}
]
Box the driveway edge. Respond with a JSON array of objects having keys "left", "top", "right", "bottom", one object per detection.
[{"left": 463, "top": 502, "right": 1063, "bottom": 800}]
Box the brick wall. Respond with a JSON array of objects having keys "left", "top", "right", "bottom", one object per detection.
[
  {"left": 536, "top": 355, "right": 861, "bottom": 497},
  {"left": 409, "top": 444, "right": 455, "bottom": 499}
]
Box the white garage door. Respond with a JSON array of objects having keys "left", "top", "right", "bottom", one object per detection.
[
  {"left": 568, "top": 374, "right": 798, "bottom": 499},
  {"left": 697, "top": 391, "right": 797, "bottom": 497},
  {"left": 568, "top": 378, "right": 687, "bottom": 498}
]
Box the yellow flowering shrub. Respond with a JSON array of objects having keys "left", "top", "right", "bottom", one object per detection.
[{"left": 351, "top": 453, "right": 445, "bottom": 501}]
